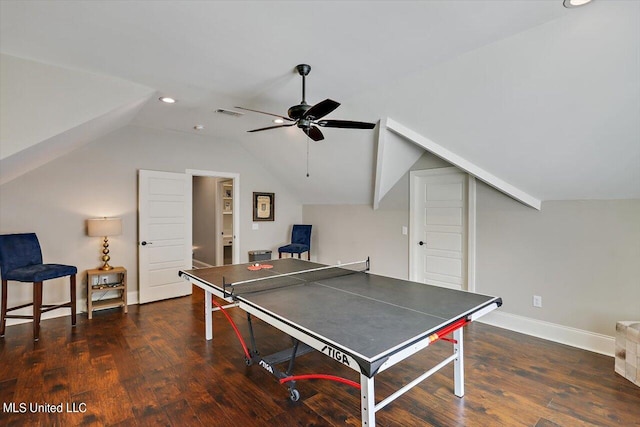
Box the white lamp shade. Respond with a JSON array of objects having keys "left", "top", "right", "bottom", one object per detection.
[{"left": 87, "top": 218, "right": 122, "bottom": 237}]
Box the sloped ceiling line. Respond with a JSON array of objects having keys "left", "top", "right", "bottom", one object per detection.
[{"left": 373, "top": 117, "right": 542, "bottom": 210}]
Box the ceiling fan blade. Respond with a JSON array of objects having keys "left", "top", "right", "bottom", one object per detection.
[
  {"left": 235, "top": 106, "right": 294, "bottom": 121},
  {"left": 248, "top": 123, "right": 296, "bottom": 133},
  {"left": 303, "top": 126, "right": 324, "bottom": 141},
  {"left": 316, "top": 119, "right": 376, "bottom": 129},
  {"left": 303, "top": 99, "right": 340, "bottom": 120}
]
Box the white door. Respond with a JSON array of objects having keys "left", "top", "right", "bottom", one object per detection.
[
  {"left": 410, "top": 168, "right": 466, "bottom": 290},
  {"left": 138, "top": 170, "right": 192, "bottom": 303}
]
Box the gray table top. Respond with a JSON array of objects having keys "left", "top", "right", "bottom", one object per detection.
[{"left": 182, "top": 258, "right": 501, "bottom": 364}]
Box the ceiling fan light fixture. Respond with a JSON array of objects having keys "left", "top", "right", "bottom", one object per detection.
[
  {"left": 563, "top": 0, "right": 593, "bottom": 8},
  {"left": 159, "top": 96, "right": 177, "bottom": 104}
]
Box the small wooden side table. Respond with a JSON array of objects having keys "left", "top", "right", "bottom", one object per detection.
[{"left": 87, "top": 266, "right": 128, "bottom": 319}]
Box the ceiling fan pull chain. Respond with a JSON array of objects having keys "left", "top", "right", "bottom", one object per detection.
[{"left": 306, "top": 137, "right": 310, "bottom": 177}]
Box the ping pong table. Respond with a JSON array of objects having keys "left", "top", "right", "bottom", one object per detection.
[{"left": 179, "top": 258, "right": 501, "bottom": 426}]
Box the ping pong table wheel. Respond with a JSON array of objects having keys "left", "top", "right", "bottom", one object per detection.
[
  {"left": 289, "top": 389, "right": 300, "bottom": 402},
  {"left": 244, "top": 357, "right": 253, "bottom": 366}
]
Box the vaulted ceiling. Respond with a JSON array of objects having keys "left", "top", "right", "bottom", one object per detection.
[{"left": 1, "top": 1, "right": 638, "bottom": 204}]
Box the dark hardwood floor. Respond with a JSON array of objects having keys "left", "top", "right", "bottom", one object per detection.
[{"left": 1, "top": 286, "right": 638, "bottom": 426}]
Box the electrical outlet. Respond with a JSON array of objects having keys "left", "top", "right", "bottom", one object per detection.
[{"left": 533, "top": 295, "right": 542, "bottom": 308}]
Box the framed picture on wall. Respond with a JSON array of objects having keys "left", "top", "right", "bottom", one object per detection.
[{"left": 253, "top": 192, "right": 275, "bottom": 221}]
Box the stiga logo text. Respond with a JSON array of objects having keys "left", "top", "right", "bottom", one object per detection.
[
  {"left": 322, "top": 345, "right": 350, "bottom": 365},
  {"left": 259, "top": 359, "right": 274, "bottom": 374}
]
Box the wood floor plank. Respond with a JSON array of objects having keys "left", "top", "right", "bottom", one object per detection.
[{"left": 1, "top": 285, "right": 638, "bottom": 426}]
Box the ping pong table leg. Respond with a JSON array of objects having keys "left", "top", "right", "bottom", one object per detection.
[
  {"left": 453, "top": 327, "right": 464, "bottom": 397},
  {"left": 204, "top": 290, "right": 213, "bottom": 340},
  {"left": 360, "top": 374, "right": 376, "bottom": 426}
]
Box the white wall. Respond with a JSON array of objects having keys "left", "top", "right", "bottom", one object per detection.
[
  {"left": 0, "top": 124, "right": 302, "bottom": 320},
  {"left": 0, "top": 54, "right": 153, "bottom": 160}
]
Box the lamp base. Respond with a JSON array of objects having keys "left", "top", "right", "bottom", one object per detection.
[{"left": 99, "top": 237, "right": 113, "bottom": 270}]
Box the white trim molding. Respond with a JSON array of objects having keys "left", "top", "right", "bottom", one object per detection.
[
  {"left": 480, "top": 310, "right": 614, "bottom": 357},
  {"left": 467, "top": 175, "right": 477, "bottom": 293},
  {"left": 378, "top": 117, "right": 541, "bottom": 210},
  {"left": 373, "top": 118, "right": 387, "bottom": 210},
  {"left": 186, "top": 169, "right": 241, "bottom": 264}
]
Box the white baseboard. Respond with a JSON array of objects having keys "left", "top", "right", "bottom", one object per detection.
[{"left": 479, "top": 310, "right": 615, "bottom": 357}]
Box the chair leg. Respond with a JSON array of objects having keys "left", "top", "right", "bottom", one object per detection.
[
  {"left": 1, "top": 279, "right": 7, "bottom": 337},
  {"left": 70, "top": 275, "right": 77, "bottom": 326},
  {"left": 297, "top": 253, "right": 301, "bottom": 259},
  {"left": 33, "top": 281, "right": 43, "bottom": 341},
  {"left": 279, "top": 252, "right": 282, "bottom": 259},
  {"left": 307, "top": 251, "right": 310, "bottom": 261}
]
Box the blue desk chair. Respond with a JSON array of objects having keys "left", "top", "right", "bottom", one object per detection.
[
  {"left": 0, "top": 233, "right": 77, "bottom": 340},
  {"left": 278, "top": 225, "right": 312, "bottom": 260}
]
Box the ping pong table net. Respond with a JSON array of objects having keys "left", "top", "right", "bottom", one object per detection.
[{"left": 223, "top": 259, "right": 370, "bottom": 297}]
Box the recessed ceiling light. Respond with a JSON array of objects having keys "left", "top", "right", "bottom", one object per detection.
[
  {"left": 159, "top": 96, "right": 177, "bottom": 104},
  {"left": 194, "top": 125, "right": 204, "bottom": 131},
  {"left": 563, "top": 0, "right": 593, "bottom": 8},
  {"left": 273, "top": 118, "right": 284, "bottom": 124}
]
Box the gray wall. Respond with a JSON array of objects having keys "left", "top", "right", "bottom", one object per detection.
[
  {"left": 303, "top": 155, "right": 640, "bottom": 338},
  {"left": 2, "top": 125, "right": 638, "bottom": 340},
  {"left": 303, "top": 152, "right": 451, "bottom": 279},
  {"left": 303, "top": 205, "right": 409, "bottom": 279},
  {"left": 475, "top": 183, "right": 640, "bottom": 336},
  {"left": 192, "top": 176, "right": 218, "bottom": 266},
  {"left": 0, "top": 124, "right": 302, "bottom": 310}
]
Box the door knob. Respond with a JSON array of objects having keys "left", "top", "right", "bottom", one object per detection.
[
  {"left": 141, "top": 241, "right": 152, "bottom": 246},
  {"left": 418, "top": 241, "right": 425, "bottom": 246}
]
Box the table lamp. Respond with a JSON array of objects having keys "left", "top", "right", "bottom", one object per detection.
[{"left": 87, "top": 217, "right": 122, "bottom": 270}]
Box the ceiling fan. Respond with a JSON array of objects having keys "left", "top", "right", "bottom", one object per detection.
[{"left": 235, "top": 64, "right": 376, "bottom": 141}]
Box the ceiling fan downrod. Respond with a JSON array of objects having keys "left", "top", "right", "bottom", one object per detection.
[
  {"left": 288, "top": 64, "right": 312, "bottom": 120},
  {"left": 296, "top": 64, "right": 311, "bottom": 105}
]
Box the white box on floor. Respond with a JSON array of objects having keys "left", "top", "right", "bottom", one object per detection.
[{"left": 615, "top": 321, "right": 640, "bottom": 387}]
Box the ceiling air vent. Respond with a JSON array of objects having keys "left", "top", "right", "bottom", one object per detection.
[{"left": 215, "top": 108, "right": 244, "bottom": 117}]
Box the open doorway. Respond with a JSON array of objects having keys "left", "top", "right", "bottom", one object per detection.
[{"left": 188, "top": 169, "right": 240, "bottom": 268}]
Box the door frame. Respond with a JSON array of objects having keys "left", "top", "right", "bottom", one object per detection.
[
  {"left": 187, "top": 169, "right": 240, "bottom": 264},
  {"left": 409, "top": 167, "right": 477, "bottom": 292}
]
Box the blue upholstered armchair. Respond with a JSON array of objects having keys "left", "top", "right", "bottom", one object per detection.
[
  {"left": 0, "top": 233, "right": 77, "bottom": 340},
  {"left": 278, "top": 225, "right": 312, "bottom": 260}
]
